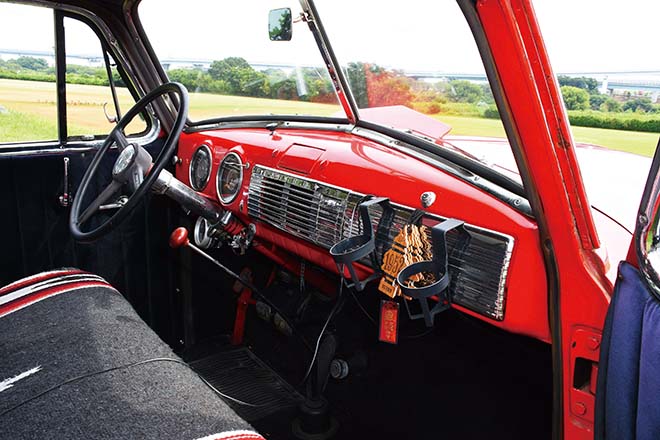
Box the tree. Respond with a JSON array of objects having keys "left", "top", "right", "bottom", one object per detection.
[
  {"left": 364, "top": 65, "right": 413, "bottom": 107},
  {"left": 346, "top": 62, "right": 368, "bottom": 108},
  {"left": 263, "top": 68, "right": 288, "bottom": 84},
  {"left": 207, "top": 57, "right": 268, "bottom": 97},
  {"left": 588, "top": 93, "right": 607, "bottom": 111},
  {"left": 271, "top": 78, "right": 298, "bottom": 100},
  {"left": 449, "top": 80, "right": 485, "bottom": 103},
  {"left": 600, "top": 97, "right": 621, "bottom": 112},
  {"left": 208, "top": 57, "right": 251, "bottom": 80},
  {"left": 168, "top": 68, "right": 204, "bottom": 92},
  {"left": 558, "top": 75, "right": 599, "bottom": 94},
  {"left": 15, "top": 56, "right": 48, "bottom": 71},
  {"left": 304, "top": 74, "right": 335, "bottom": 103},
  {"left": 480, "top": 84, "right": 495, "bottom": 104},
  {"left": 560, "top": 85, "right": 590, "bottom": 110},
  {"left": 623, "top": 97, "right": 653, "bottom": 113},
  {"left": 343, "top": 62, "right": 414, "bottom": 108},
  {"left": 239, "top": 69, "right": 269, "bottom": 97}
]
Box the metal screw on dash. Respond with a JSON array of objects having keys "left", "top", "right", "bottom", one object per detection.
[{"left": 420, "top": 191, "right": 436, "bottom": 208}]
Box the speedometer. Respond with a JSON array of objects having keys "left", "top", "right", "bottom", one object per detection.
[
  {"left": 216, "top": 152, "right": 243, "bottom": 204},
  {"left": 189, "top": 144, "right": 212, "bottom": 191}
]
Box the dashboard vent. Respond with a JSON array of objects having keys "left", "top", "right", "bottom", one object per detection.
[
  {"left": 248, "top": 165, "right": 512, "bottom": 321},
  {"left": 248, "top": 166, "right": 351, "bottom": 248}
]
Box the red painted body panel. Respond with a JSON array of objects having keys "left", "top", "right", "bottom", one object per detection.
[
  {"left": 476, "top": 1, "right": 613, "bottom": 438},
  {"left": 445, "top": 135, "right": 643, "bottom": 284},
  {"left": 176, "top": 127, "right": 550, "bottom": 342}
]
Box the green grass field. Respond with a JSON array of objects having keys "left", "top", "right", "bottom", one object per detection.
[
  {"left": 435, "top": 115, "right": 658, "bottom": 157},
  {"left": 0, "top": 78, "right": 657, "bottom": 156}
]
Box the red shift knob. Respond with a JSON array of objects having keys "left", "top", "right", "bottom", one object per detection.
[{"left": 169, "top": 227, "right": 190, "bottom": 249}]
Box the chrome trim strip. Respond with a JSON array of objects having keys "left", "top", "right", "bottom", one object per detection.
[
  {"left": 0, "top": 145, "right": 99, "bottom": 158},
  {"left": 186, "top": 120, "right": 354, "bottom": 134},
  {"left": 0, "top": 119, "right": 160, "bottom": 158},
  {"left": 251, "top": 164, "right": 358, "bottom": 197}
]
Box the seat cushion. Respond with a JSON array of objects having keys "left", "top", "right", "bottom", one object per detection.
[{"left": 0, "top": 269, "right": 264, "bottom": 440}]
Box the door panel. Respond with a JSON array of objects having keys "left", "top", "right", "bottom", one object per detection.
[
  {"left": 0, "top": 142, "right": 182, "bottom": 346},
  {"left": 0, "top": 3, "right": 181, "bottom": 346}
]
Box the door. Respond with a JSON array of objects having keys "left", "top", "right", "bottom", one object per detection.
[
  {"left": 595, "top": 138, "right": 660, "bottom": 440},
  {"left": 0, "top": 3, "right": 178, "bottom": 345}
]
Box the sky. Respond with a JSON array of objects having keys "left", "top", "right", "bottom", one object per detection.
[{"left": 1, "top": 1, "right": 660, "bottom": 74}]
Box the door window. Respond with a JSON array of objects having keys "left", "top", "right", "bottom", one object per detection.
[
  {"left": 0, "top": 3, "right": 57, "bottom": 143},
  {"left": 64, "top": 17, "right": 145, "bottom": 139},
  {"left": 0, "top": 3, "right": 144, "bottom": 145}
]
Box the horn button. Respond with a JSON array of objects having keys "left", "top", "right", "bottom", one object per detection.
[{"left": 113, "top": 145, "right": 137, "bottom": 177}]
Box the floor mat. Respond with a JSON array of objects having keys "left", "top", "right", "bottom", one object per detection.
[{"left": 190, "top": 347, "right": 303, "bottom": 421}]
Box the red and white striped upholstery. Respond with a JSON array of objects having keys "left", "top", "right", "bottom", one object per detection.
[
  {"left": 195, "top": 430, "right": 265, "bottom": 440},
  {"left": 0, "top": 269, "right": 115, "bottom": 319},
  {"left": 0, "top": 269, "right": 265, "bottom": 440}
]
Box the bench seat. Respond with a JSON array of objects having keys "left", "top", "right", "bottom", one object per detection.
[{"left": 0, "top": 269, "right": 264, "bottom": 440}]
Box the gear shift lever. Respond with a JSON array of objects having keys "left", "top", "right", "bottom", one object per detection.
[
  {"left": 169, "top": 227, "right": 259, "bottom": 292},
  {"left": 170, "top": 226, "right": 309, "bottom": 352}
]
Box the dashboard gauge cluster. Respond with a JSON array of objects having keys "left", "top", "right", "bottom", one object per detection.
[
  {"left": 216, "top": 152, "right": 244, "bottom": 204},
  {"left": 189, "top": 144, "right": 212, "bottom": 191}
]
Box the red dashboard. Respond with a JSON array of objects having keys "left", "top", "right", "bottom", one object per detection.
[{"left": 176, "top": 127, "right": 550, "bottom": 342}]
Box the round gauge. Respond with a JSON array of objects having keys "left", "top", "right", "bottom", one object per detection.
[
  {"left": 216, "top": 152, "right": 243, "bottom": 204},
  {"left": 189, "top": 145, "right": 212, "bottom": 191}
]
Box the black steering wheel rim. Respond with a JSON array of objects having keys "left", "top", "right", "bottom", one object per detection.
[{"left": 69, "top": 82, "right": 189, "bottom": 242}]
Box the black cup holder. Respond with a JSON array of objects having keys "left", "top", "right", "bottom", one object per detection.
[
  {"left": 330, "top": 197, "right": 391, "bottom": 291},
  {"left": 396, "top": 218, "right": 469, "bottom": 327}
]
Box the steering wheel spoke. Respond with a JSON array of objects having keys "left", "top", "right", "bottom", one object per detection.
[
  {"left": 112, "top": 128, "right": 130, "bottom": 151},
  {"left": 78, "top": 180, "right": 122, "bottom": 225}
]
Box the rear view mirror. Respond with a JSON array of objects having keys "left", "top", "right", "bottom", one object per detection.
[{"left": 269, "top": 8, "right": 292, "bottom": 41}]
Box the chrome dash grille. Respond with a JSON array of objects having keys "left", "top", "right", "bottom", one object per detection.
[
  {"left": 248, "top": 166, "right": 351, "bottom": 248},
  {"left": 248, "top": 165, "right": 513, "bottom": 321}
]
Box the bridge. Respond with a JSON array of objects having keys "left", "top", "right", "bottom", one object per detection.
[
  {"left": 404, "top": 69, "right": 660, "bottom": 94},
  {"left": 3, "top": 48, "right": 660, "bottom": 94},
  {"left": 0, "top": 48, "right": 102, "bottom": 64}
]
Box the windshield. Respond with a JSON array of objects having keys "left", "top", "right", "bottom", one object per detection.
[
  {"left": 139, "top": 0, "right": 517, "bottom": 176},
  {"left": 316, "top": 0, "right": 507, "bottom": 144},
  {"left": 139, "top": 0, "right": 344, "bottom": 121}
]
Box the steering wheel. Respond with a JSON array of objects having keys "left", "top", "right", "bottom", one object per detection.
[{"left": 70, "top": 82, "right": 188, "bottom": 242}]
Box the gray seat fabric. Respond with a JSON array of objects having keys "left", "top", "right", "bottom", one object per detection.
[{"left": 0, "top": 269, "right": 263, "bottom": 440}]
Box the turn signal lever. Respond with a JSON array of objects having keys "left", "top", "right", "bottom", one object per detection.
[
  {"left": 154, "top": 170, "right": 224, "bottom": 223},
  {"left": 169, "top": 227, "right": 260, "bottom": 293}
]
